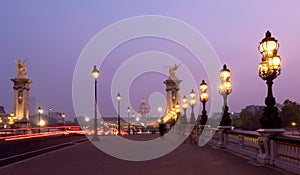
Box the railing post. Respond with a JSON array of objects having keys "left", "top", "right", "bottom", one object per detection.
[
  {"left": 238, "top": 134, "right": 244, "bottom": 149},
  {"left": 257, "top": 129, "right": 285, "bottom": 165},
  {"left": 217, "top": 126, "right": 232, "bottom": 147},
  {"left": 269, "top": 139, "right": 276, "bottom": 165}
]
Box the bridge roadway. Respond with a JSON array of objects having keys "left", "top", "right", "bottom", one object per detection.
[{"left": 0, "top": 134, "right": 290, "bottom": 175}]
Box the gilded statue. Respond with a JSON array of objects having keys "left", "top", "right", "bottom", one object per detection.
[
  {"left": 15, "top": 59, "right": 28, "bottom": 76},
  {"left": 165, "top": 63, "right": 181, "bottom": 79}
]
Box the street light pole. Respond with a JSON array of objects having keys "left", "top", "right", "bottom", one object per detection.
[
  {"left": 38, "top": 106, "right": 43, "bottom": 133},
  {"left": 61, "top": 113, "right": 65, "bottom": 126},
  {"left": 199, "top": 80, "right": 209, "bottom": 125},
  {"left": 182, "top": 96, "right": 188, "bottom": 124},
  {"left": 189, "top": 89, "right": 196, "bottom": 124},
  {"left": 117, "top": 92, "right": 122, "bottom": 135},
  {"left": 91, "top": 65, "right": 100, "bottom": 141},
  {"left": 219, "top": 64, "right": 232, "bottom": 126},
  {"left": 131, "top": 112, "right": 135, "bottom": 134},
  {"left": 258, "top": 31, "right": 282, "bottom": 129},
  {"left": 127, "top": 107, "right": 130, "bottom": 135}
]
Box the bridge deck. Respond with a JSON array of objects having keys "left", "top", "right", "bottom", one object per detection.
[{"left": 0, "top": 134, "right": 286, "bottom": 175}]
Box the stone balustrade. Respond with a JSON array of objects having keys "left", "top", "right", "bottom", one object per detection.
[
  {"left": 270, "top": 136, "right": 300, "bottom": 174},
  {"left": 208, "top": 129, "right": 300, "bottom": 175}
]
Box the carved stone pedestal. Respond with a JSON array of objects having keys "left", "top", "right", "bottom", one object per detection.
[
  {"left": 257, "top": 128, "right": 285, "bottom": 165},
  {"left": 11, "top": 77, "right": 32, "bottom": 128}
]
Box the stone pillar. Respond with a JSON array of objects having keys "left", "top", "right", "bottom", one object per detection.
[
  {"left": 163, "top": 78, "right": 182, "bottom": 113},
  {"left": 11, "top": 76, "right": 32, "bottom": 128},
  {"left": 217, "top": 126, "right": 232, "bottom": 147}
]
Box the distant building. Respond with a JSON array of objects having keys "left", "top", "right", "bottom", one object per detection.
[
  {"left": 0, "top": 106, "right": 6, "bottom": 114},
  {"left": 231, "top": 112, "right": 240, "bottom": 120},
  {"left": 28, "top": 96, "right": 36, "bottom": 116},
  {"left": 0, "top": 106, "right": 7, "bottom": 128},
  {"left": 137, "top": 98, "right": 150, "bottom": 118},
  {"left": 244, "top": 105, "right": 264, "bottom": 114},
  {"left": 50, "top": 112, "right": 64, "bottom": 124}
]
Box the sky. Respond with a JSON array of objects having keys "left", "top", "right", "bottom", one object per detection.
[{"left": 1, "top": 1, "right": 300, "bottom": 121}]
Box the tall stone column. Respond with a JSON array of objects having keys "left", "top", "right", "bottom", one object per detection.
[
  {"left": 164, "top": 78, "right": 182, "bottom": 114},
  {"left": 11, "top": 60, "right": 32, "bottom": 128}
]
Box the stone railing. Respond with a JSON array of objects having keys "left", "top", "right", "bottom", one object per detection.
[
  {"left": 208, "top": 128, "right": 300, "bottom": 175},
  {"left": 270, "top": 136, "right": 300, "bottom": 174}
]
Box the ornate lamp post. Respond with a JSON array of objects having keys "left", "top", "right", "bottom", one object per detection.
[
  {"left": 127, "top": 107, "right": 130, "bottom": 135},
  {"left": 199, "top": 80, "right": 208, "bottom": 125},
  {"left": 131, "top": 112, "right": 135, "bottom": 134},
  {"left": 91, "top": 65, "right": 100, "bottom": 141},
  {"left": 189, "top": 89, "right": 196, "bottom": 124},
  {"left": 181, "top": 96, "right": 188, "bottom": 124},
  {"left": 38, "top": 106, "right": 43, "bottom": 133},
  {"left": 116, "top": 92, "right": 122, "bottom": 135},
  {"left": 219, "top": 64, "right": 232, "bottom": 126},
  {"left": 182, "top": 96, "right": 188, "bottom": 116},
  {"left": 258, "top": 31, "right": 282, "bottom": 129}
]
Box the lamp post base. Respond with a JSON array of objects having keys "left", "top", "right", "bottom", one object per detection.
[
  {"left": 259, "top": 106, "right": 282, "bottom": 129},
  {"left": 220, "top": 106, "right": 232, "bottom": 126}
]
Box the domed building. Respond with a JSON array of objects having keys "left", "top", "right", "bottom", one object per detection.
[
  {"left": 136, "top": 98, "right": 150, "bottom": 125},
  {"left": 137, "top": 98, "right": 150, "bottom": 118}
]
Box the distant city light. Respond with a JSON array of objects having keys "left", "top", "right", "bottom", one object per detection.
[
  {"left": 39, "top": 119, "right": 46, "bottom": 127},
  {"left": 158, "top": 107, "right": 163, "bottom": 112}
]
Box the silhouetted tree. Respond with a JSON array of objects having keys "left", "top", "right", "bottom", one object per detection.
[
  {"left": 279, "top": 99, "right": 300, "bottom": 128},
  {"left": 236, "top": 108, "right": 262, "bottom": 130}
]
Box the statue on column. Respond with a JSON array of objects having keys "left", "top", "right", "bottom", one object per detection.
[
  {"left": 15, "top": 59, "right": 28, "bottom": 77},
  {"left": 165, "top": 63, "right": 181, "bottom": 79}
]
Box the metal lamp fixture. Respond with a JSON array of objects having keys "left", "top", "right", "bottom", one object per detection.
[
  {"left": 258, "top": 31, "right": 282, "bottom": 128},
  {"left": 199, "top": 80, "right": 208, "bottom": 125},
  {"left": 219, "top": 64, "right": 232, "bottom": 126},
  {"left": 116, "top": 92, "right": 122, "bottom": 135},
  {"left": 91, "top": 65, "right": 100, "bottom": 141}
]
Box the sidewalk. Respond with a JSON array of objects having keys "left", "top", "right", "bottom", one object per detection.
[{"left": 0, "top": 135, "right": 285, "bottom": 175}]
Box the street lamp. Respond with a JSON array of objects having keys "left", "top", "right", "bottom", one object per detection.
[
  {"left": 181, "top": 96, "right": 188, "bottom": 124},
  {"left": 291, "top": 122, "right": 296, "bottom": 135},
  {"left": 127, "top": 107, "right": 130, "bottom": 135},
  {"left": 258, "top": 31, "right": 282, "bottom": 128},
  {"left": 92, "top": 65, "right": 100, "bottom": 141},
  {"left": 189, "top": 89, "right": 196, "bottom": 124},
  {"left": 219, "top": 64, "right": 232, "bottom": 126},
  {"left": 38, "top": 106, "right": 43, "bottom": 133},
  {"left": 39, "top": 119, "right": 46, "bottom": 127},
  {"left": 85, "top": 117, "right": 90, "bottom": 130},
  {"left": 182, "top": 96, "right": 188, "bottom": 116},
  {"left": 116, "top": 92, "right": 122, "bottom": 135},
  {"left": 61, "top": 113, "right": 66, "bottom": 126},
  {"left": 199, "top": 80, "right": 208, "bottom": 125},
  {"left": 131, "top": 112, "right": 135, "bottom": 134}
]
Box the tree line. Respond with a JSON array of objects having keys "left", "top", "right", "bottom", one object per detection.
[{"left": 234, "top": 99, "right": 300, "bottom": 130}]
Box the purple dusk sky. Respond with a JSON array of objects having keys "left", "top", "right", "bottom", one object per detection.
[{"left": 1, "top": 1, "right": 300, "bottom": 120}]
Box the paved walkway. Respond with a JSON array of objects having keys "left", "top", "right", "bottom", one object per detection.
[{"left": 0, "top": 134, "right": 287, "bottom": 175}]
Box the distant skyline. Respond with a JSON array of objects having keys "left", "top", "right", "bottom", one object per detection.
[{"left": 1, "top": 1, "right": 300, "bottom": 120}]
